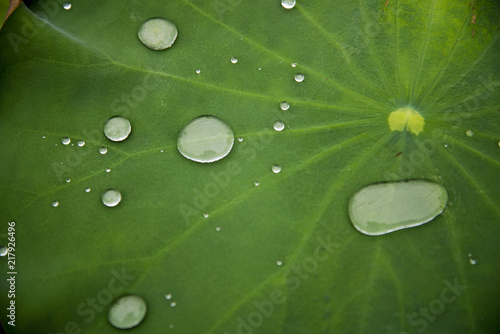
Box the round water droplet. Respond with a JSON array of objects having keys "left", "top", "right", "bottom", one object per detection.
[
  {"left": 215, "top": 227, "right": 221, "bottom": 232},
  {"left": 0, "top": 246, "right": 8, "bottom": 257},
  {"left": 237, "top": 137, "right": 243, "bottom": 142},
  {"left": 160, "top": 149, "right": 164, "bottom": 153},
  {"left": 280, "top": 101, "right": 290, "bottom": 111},
  {"left": 77, "top": 140, "right": 85, "bottom": 147},
  {"left": 42, "top": 135, "right": 46, "bottom": 139},
  {"left": 469, "top": 258, "right": 477, "bottom": 265},
  {"left": 165, "top": 293, "right": 172, "bottom": 300},
  {"left": 85, "top": 187, "right": 91, "bottom": 193},
  {"left": 203, "top": 213, "right": 209, "bottom": 218},
  {"left": 52, "top": 201, "right": 59, "bottom": 207},
  {"left": 65, "top": 178, "right": 71, "bottom": 183},
  {"left": 177, "top": 116, "right": 234, "bottom": 163},
  {"left": 104, "top": 116, "right": 132, "bottom": 142},
  {"left": 254, "top": 181, "right": 260, "bottom": 186},
  {"left": 272, "top": 164, "right": 281, "bottom": 174},
  {"left": 291, "top": 62, "right": 297, "bottom": 67},
  {"left": 106, "top": 168, "right": 111, "bottom": 173},
  {"left": 276, "top": 260, "right": 283, "bottom": 266},
  {"left": 102, "top": 189, "right": 122, "bottom": 207},
  {"left": 294, "top": 73, "right": 305, "bottom": 82},
  {"left": 62, "top": 137, "right": 71, "bottom": 145},
  {"left": 258, "top": 67, "right": 262, "bottom": 71},
  {"left": 230, "top": 57, "right": 238, "bottom": 64},
  {"left": 63, "top": 2, "right": 71, "bottom": 10},
  {"left": 444, "top": 144, "right": 448, "bottom": 148},
  {"left": 466, "top": 130, "right": 474, "bottom": 137},
  {"left": 273, "top": 121, "right": 285, "bottom": 132},
  {"left": 99, "top": 147, "right": 108, "bottom": 155},
  {"left": 281, "top": 0, "right": 296, "bottom": 9},
  {"left": 138, "top": 17, "right": 178, "bottom": 50},
  {"left": 195, "top": 69, "right": 201, "bottom": 74},
  {"left": 170, "top": 301, "right": 177, "bottom": 307},
  {"left": 108, "top": 295, "right": 147, "bottom": 330}
]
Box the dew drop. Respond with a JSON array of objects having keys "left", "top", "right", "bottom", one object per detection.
[
  {"left": 230, "top": 57, "right": 238, "bottom": 64},
  {"left": 294, "top": 73, "right": 305, "bottom": 82},
  {"left": 195, "top": 69, "right": 201, "bottom": 74},
  {"left": 77, "top": 140, "right": 85, "bottom": 147},
  {"left": 85, "top": 187, "right": 91, "bottom": 193},
  {"left": 165, "top": 293, "right": 172, "bottom": 300},
  {"left": 215, "top": 227, "right": 221, "bottom": 232},
  {"left": 62, "top": 137, "right": 71, "bottom": 145},
  {"left": 276, "top": 260, "right": 283, "bottom": 266},
  {"left": 281, "top": 0, "right": 296, "bottom": 9},
  {"left": 0, "top": 246, "right": 8, "bottom": 257},
  {"left": 280, "top": 101, "right": 290, "bottom": 111},
  {"left": 102, "top": 189, "right": 122, "bottom": 207},
  {"left": 52, "top": 201, "right": 59, "bottom": 207},
  {"left": 273, "top": 121, "right": 285, "bottom": 132},
  {"left": 108, "top": 295, "right": 147, "bottom": 330},
  {"left": 203, "top": 213, "right": 209, "bottom": 218},
  {"left": 465, "top": 130, "right": 474, "bottom": 137},
  {"left": 291, "top": 62, "right": 297, "bottom": 67},
  {"left": 254, "top": 181, "right": 260, "bottom": 186},
  {"left": 106, "top": 168, "right": 111, "bottom": 173},
  {"left": 170, "top": 301, "right": 177, "bottom": 307},
  {"left": 177, "top": 116, "right": 234, "bottom": 163},
  {"left": 138, "top": 17, "right": 178, "bottom": 51},
  {"left": 272, "top": 164, "right": 281, "bottom": 174},
  {"left": 237, "top": 137, "right": 243, "bottom": 142},
  {"left": 99, "top": 147, "right": 108, "bottom": 155},
  {"left": 104, "top": 116, "right": 132, "bottom": 142},
  {"left": 348, "top": 180, "right": 448, "bottom": 236},
  {"left": 62, "top": 2, "right": 71, "bottom": 10},
  {"left": 65, "top": 178, "right": 71, "bottom": 183}
]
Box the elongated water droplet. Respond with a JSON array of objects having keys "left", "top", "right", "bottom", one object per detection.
[
  {"left": 281, "top": 0, "right": 296, "bottom": 9},
  {"left": 99, "top": 147, "right": 108, "bottom": 155},
  {"left": 273, "top": 121, "right": 285, "bottom": 131},
  {"left": 177, "top": 116, "right": 234, "bottom": 163},
  {"left": 63, "top": 2, "right": 71, "bottom": 10},
  {"left": 0, "top": 246, "right": 8, "bottom": 257},
  {"left": 85, "top": 187, "right": 91, "bottom": 193},
  {"left": 138, "top": 17, "right": 178, "bottom": 50},
  {"left": 466, "top": 130, "right": 474, "bottom": 137},
  {"left": 102, "top": 189, "right": 122, "bottom": 207},
  {"left": 272, "top": 164, "right": 281, "bottom": 174},
  {"left": 108, "top": 295, "right": 147, "bottom": 330},
  {"left": 294, "top": 73, "right": 305, "bottom": 82},
  {"left": 104, "top": 116, "right": 132, "bottom": 142},
  {"left": 348, "top": 180, "right": 448, "bottom": 236},
  {"left": 62, "top": 137, "right": 71, "bottom": 145},
  {"left": 77, "top": 140, "right": 85, "bottom": 147},
  {"left": 52, "top": 201, "right": 59, "bottom": 207},
  {"left": 280, "top": 101, "right": 290, "bottom": 111},
  {"left": 230, "top": 57, "right": 238, "bottom": 64}
]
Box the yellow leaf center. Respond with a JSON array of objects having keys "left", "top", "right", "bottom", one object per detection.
[{"left": 388, "top": 107, "right": 424, "bottom": 135}]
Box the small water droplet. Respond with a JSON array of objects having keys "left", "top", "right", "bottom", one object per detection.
[
  {"left": 169, "top": 324, "right": 174, "bottom": 328},
  {"left": 52, "top": 201, "right": 59, "bottom": 207},
  {"left": 294, "top": 73, "right": 305, "bottom": 82},
  {"left": 203, "top": 213, "right": 209, "bottom": 218},
  {"left": 165, "top": 293, "right": 172, "bottom": 300},
  {"left": 276, "top": 260, "right": 283, "bottom": 266},
  {"left": 444, "top": 144, "right": 448, "bottom": 148},
  {"left": 497, "top": 141, "right": 500, "bottom": 147},
  {"left": 281, "top": 0, "right": 296, "bottom": 9},
  {"left": 42, "top": 135, "right": 46, "bottom": 139},
  {"left": 195, "top": 68, "right": 201, "bottom": 74},
  {"left": 465, "top": 130, "right": 474, "bottom": 137},
  {"left": 108, "top": 295, "right": 147, "bottom": 330},
  {"left": 258, "top": 67, "right": 262, "bottom": 71},
  {"left": 230, "top": 57, "right": 238, "bottom": 64},
  {"left": 280, "top": 101, "right": 290, "bottom": 111},
  {"left": 170, "top": 301, "right": 177, "bottom": 307},
  {"left": 106, "top": 168, "right": 111, "bottom": 173},
  {"left": 272, "top": 164, "right": 281, "bottom": 174},
  {"left": 215, "top": 227, "right": 221, "bottom": 231},
  {"left": 62, "top": 2, "right": 71, "bottom": 10},
  {"left": 0, "top": 246, "right": 9, "bottom": 257},
  {"left": 99, "top": 147, "right": 108, "bottom": 154},
  {"left": 469, "top": 258, "right": 477, "bottom": 265},
  {"left": 77, "top": 140, "right": 85, "bottom": 147},
  {"left": 160, "top": 149, "right": 164, "bottom": 153},
  {"left": 237, "top": 137, "right": 244, "bottom": 142},
  {"left": 138, "top": 17, "right": 178, "bottom": 50},
  {"left": 62, "top": 137, "right": 71, "bottom": 145},
  {"left": 177, "top": 116, "right": 234, "bottom": 163},
  {"left": 85, "top": 187, "right": 91, "bottom": 193},
  {"left": 102, "top": 189, "right": 122, "bottom": 207},
  {"left": 291, "top": 62, "right": 297, "bottom": 67},
  {"left": 273, "top": 121, "right": 285, "bottom": 132},
  {"left": 104, "top": 116, "right": 132, "bottom": 142},
  {"left": 65, "top": 178, "right": 71, "bottom": 183},
  {"left": 348, "top": 180, "right": 448, "bottom": 236},
  {"left": 254, "top": 181, "right": 260, "bottom": 186}
]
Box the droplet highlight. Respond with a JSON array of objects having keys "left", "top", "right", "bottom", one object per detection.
[
  {"left": 280, "top": 101, "right": 290, "bottom": 111},
  {"left": 99, "top": 147, "right": 108, "bottom": 155},
  {"left": 165, "top": 293, "right": 172, "bottom": 300},
  {"left": 237, "top": 137, "right": 243, "bottom": 142},
  {"left": 177, "top": 115, "right": 234, "bottom": 163},
  {"left": 63, "top": 2, "right": 71, "bottom": 10},
  {"left": 230, "top": 57, "right": 238, "bottom": 64},
  {"left": 291, "top": 62, "right": 297, "bottom": 67},
  {"left": 195, "top": 69, "right": 201, "bottom": 74},
  {"left": 0, "top": 246, "right": 8, "bottom": 257},
  {"left": 273, "top": 121, "right": 285, "bottom": 131},
  {"left": 104, "top": 116, "right": 132, "bottom": 142},
  {"left": 102, "top": 189, "right": 122, "bottom": 208},
  {"left": 85, "top": 187, "right": 91, "bottom": 193},
  {"left": 61, "top": 137, "right": 71, "bottom": 145},
  {"left": 138, "top": 17, "right": 178, "bottom": 50},
  {"left": 294, "top": 73, "right": 305, "bottom": 82},
  {"left": 272, "top": 164, "right": 281, "bottom": 174},
  {"left": 108, "top": 295, "right": 147, "bottom": 330},
  {"left": 281, "top": 0, "right": 296, "bottom": 9},
  {"left": 348, "top": 180, "right": 448, "bottom": 236},
  {"left": 52, "top": 201, "right": 59, "bottom": 207},
  {"left": 77, "top": 140, "right": 85, "bottom": 147}
]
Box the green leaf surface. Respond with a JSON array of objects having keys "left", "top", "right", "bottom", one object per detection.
[{"left": 1, "top": 0, "right": 499, "bottom": 333}]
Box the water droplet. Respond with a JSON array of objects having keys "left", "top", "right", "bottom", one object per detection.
[
  {"left": 170, "top": 301, "right": 177, "bottom": 307},
  {"left": 62, "top": 2, "right": 71, "bottom": 10},
  {"left": 0, "top": 246, "right": 8, "bottom": 257},
  {"left": 291, "top": 62, "right": 297, "bottom": 67},
  {"left": 469, "top": 258, "right": 477, "bottom": 265},
  {"left": 165, "top": 293, "right": 172, "bottom": 300},
  {"left": 108, "top": 295, "right": 147, "bottom": 330},
  {"left": 276, "top": 260, "right": 283, "bottom": 266},
  {"left": 104, "top": 116, "right": 132, "bottom": 142},
  {"left": 258, "top": 67, "right": 262, "bottom": 70},
  {"left": 237, "top": 137, "right": 243, "bottom": 142},
  {"left": 62, "top": 137, "right": 71, "bottom": 145},
  {"left": 215, "top": 227, "right": 221, "bottom": 232},
  {"left": 281, "top": 0, "right": 296, "bottom": 9},
  {"left": 294, "top": 73, "right": 305, "bottom": 82},
  {"left": 254, "top": 181, "right": 260, "bottom": 186},
  {"left": 138, "top": 17, "right": 178, "bottom": 50},
  {"left": 160, "top": 149, "right": 164, "bottom": 153},
  {"left": 42, "top": 135, "right": 46, "bottom": 139},
  {"left": 203, "top": 213, "right": 209, "bottom": 218},
  {"left": 52, "top": 201, "right": 59, "bottom": 207},
  {"left": 497, "top": 141, "right": 500, "bottom": 147},
  {"left": 65, "top": 178, "right": 71, "bottom": 183},
  {"left": 106, "top": 168, "right": 111, "bottom": 173},
  {"left": 465, "top": 130, "right": 474, "bottom": 137},
  {"left": 348, "top": 180, "right": 448, "bottom": 236},
  {"left": 85, "top": 187, "right": 91, "bottom": 193},
  {"left": 272, "top": 164, "right": 281, "bottom": 174},
  {"left": 177, "top": 116, "right": 234, "bottom": 163},
  {"left": 230, "top": 57, "right": 238, "bottom": 64},
  {"left": 444, "top": 144, "right": 448, "bottom": 148},
  {"left": 102, "top": 189, "right": 122, "bottom": 207},
  {"left": 99, "top": 147, "right": 108, "bottom": 155},
  {"left": 77, "top": 140, "right": 85, "bottom": 147},
  {"left": 273, "top": 121, "right": 285, "bottom": 131},
  {"left": 280, "top": 101, "right": 290, "bottom": 111},
  {"left": 195, "top": 69, "right": 201, "bottom": 74}
]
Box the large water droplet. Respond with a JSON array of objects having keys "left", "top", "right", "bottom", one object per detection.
[
  {"left": 272, "top": 164, "right": 281, "bottom": 174},
  {"left": 62, "top": 137, "right": 71, "bottom": 145},
  {"left": 280, "top": 101, "right": 290, "bottom": 111},
  {"left": 273, "top": 121, "right": 285, "bottom": 131},
  {"left": 108, "top": 295, "right": 147, "bottom": 330},
  {"left": 63, "top": 2, "right": 71, "bottom": 10},
  {"left": 104, "top": 116, "right": 132, "bottom": 142},
  {"left": 465, "top": 130, "right": 474, "bottom": 137},
  {"left": 348, "top": 180, "right": 448, "bottom": 236},
  {"left": 0, "top": 246, "right": 8, "bottom": 257},
  {"left": 294, "top": 73, "right": 305, "bottom": 82},
  {"left": 138, "top": 17, "right": 178, "bottom": 50},
  {"left": 102, "top": 189, "right": 122, "bottom": 207},
  {"left": 177, "top": 116, "right": 234, "bottom": 163},
  {"left": 99, "top": 147, "right": 108, "bottom": 155},
  {"left": 281, "top": 0, "right": 296, "bottom": 9}
]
